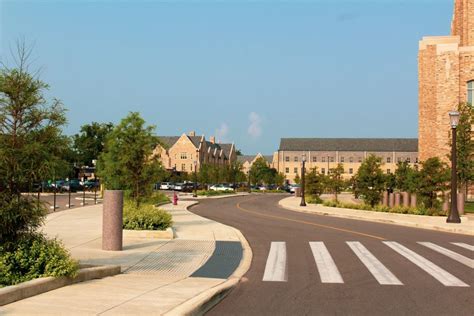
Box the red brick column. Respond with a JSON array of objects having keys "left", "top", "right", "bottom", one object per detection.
[{"left": 102, "top": 190, "right": 123, "bottom": 251}]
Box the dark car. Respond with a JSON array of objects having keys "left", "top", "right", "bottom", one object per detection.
[
  {"left": 84, "top": 179, "right": 100, "bottom": 190},
  {"left": 181, "top": 183, "right": 195, "bottom": 193},
  {"left": 63, "top": 179, "right": 83, "bottom": 192}
]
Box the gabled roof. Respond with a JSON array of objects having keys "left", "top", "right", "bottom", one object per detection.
[
  {"left": 237, "top": 154, "right": 273, "bottom": 164},
  {"left": 157, "top": 136, "right": 180, "bottom": 149},
  {"left": 279, "top": 138, "right": 418, "bottom": 152}
]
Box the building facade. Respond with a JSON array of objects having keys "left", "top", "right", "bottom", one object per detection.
[
  {"left": 275, "top": 138, "right": 418, "bottom": 184},
  {"left": 238, "top": 153, "right": 274, "bottom": 175},
  {"left": 418, "top": 0, "right": 473, "bottom": 162},
  {"left": 153, "top": 131, "right": 237, "bottom": 173}
]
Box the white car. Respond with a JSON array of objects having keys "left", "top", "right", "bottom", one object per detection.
[
  {"left": 210, "top": 184, "right": 232, "bottom": 191},
  {"left": 289, "top": 184, "right": 300, "bottom": 193},
  {"left": 160, "top": 182, "right": 172, "bottom": 190},
  {"left": 174, "top": 183, "right": 184, "bottom": 191}
]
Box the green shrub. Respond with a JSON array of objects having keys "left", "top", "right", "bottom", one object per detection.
[
  {"left": 307, "top": 195, "right": 323, "bottom": 204},
  {"left": 322, "top": 200, "right": 445, "bottom": 216},
  {"left": 143, "top": 191, "right": 170, "bottom": 205},
  {"left": 0, "top": 234, "right": 78, "bottom": 287},
  {"left": 197, "top": 190, "right": 235, "bottom": 196},
  {"left": 123, "top": 201, "right": 172, "bottom": 231}
]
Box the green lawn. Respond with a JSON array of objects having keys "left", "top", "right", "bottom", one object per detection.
[{"left": 465, "top": 201, "right": 474, "bottom": 213}]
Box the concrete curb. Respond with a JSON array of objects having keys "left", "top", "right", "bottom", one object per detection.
[
  {"left": 163, "top": 202, "right": 253, "bottom": 316},
  {"left": 123, "top": 227, "right": 174, "bottom": 239},
  {"left": 0, "top": 265, "right": 121, "bottom": 306},
  {"left": 278, "top": 197, "right": 474, "bottom": 236}
]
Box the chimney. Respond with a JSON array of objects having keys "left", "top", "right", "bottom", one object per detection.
[
  {"left": 210, "top": 136, "right": 215, "bottom": 144},
  {"left": 189, "top": 131, "right": 196, "bottom": 137}
]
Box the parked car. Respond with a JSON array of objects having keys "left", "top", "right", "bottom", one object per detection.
[
  {"left": 289, "top": 184, "right": 300, "bottom": 193},
  {"left": 181, "top": 183, "right": 195, "bottom": 192},
  {"left": 160, "top": 182, "right": 171, "bottom": 190},
  {"left": 210, "top": 184, "right": 233, "bottom": 191},
  {"left": 84, "top": 179, "right": 99, "bottom": 190},
  {"left": 62, "top": 179, "right": 83, "bottom": 192},
  {"left": 174, "top": 183, "right": 184, "bottom": 191}
]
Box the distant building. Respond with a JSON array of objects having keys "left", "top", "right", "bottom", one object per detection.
[
  {"left": 275, "top": 138, "right": 418, "bottom": 184},
  {"left": 153, "top": 131, "right": 237, "bottom": 173},
  {"left": 237, "top": 153, "right": 275, "bottom": 174}
]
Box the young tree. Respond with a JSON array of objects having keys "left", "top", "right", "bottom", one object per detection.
[
  {"left": 294, "top": 173, "right": 301, "bottom": 185},
  {"left": 249, "top": 157, "right": 270, "bottom": 185},
  {"left": 0, "top": 43, "right": 68, "bottom": 247},
  {"left": 417, "top": 157, "right": 450, "bottom": 209},
  {"left": 305, "top": 167, "right": 324, "bottom": 197},
  {"left": 274, "top": 172, "right": 286, "bottom": 187},
  {"left": 73, "top": 122, "right": 113, "bottom": 166},
  {"left": 394, "top": 161, "right": 418, "bottom": 193},
  {"left": 198, "top": 164, "right": 211, "bottom": 188},
  {"left": 326, "top": 163, "right": 345, "bottom": 202},
  {"left": 354, "top": 154, "right": 385, "bottom": 207},
  {"left": 97, "top": 112, "right": 162, "bottom": 206},
  {"left": 453, "top": 102, "right": 474, "bottom": 197}
]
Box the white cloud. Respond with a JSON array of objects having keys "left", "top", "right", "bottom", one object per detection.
[
  {"left": 247, "top": 112, "right": 262, "bottom": 139},
  {"left": 215, "top": 122, "right": 229, "bottom": 143}
]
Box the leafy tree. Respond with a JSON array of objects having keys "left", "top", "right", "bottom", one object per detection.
[
  {"left": 452, "top": 103, "right": 473, "bottom": 197},
  {"left": 416, "top": 157, "right": 450, "bottom": 209},
  {"left": 97, "top": 112, "right": 162, "bottom": 206},
  {"left": 274, "top": 172, "right": 286, "bottom": 187},
  {"left": 394, "top": 161, "right": 418, "bottom": 193},
  {"left": 326, "top": 163, "right": 345, "bottom": 202},
  {"left": 73, "top": 122, "right": 113, "bottom": 166},
  {"left": 0, "top": 43, "right": 68, "bottom": 247},
  {"left": 198, "top": 164, "right": 211, "bottom": 187},
  {"left": 249, "top": 157, "right": 270, "bottom": 185},
  {"left": 294, "top": 173, "right": 301, "bottom": 185},
  {"left": 354, "top": 154, "right": 385, "bottom": 207},
  {"left": 305, "top": 167, "right": 324, "bottom": 197}
]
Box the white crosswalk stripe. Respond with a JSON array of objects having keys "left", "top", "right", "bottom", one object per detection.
[
  {"left": 384, "top": 242, "right": 469, "bottom": 287},
  {"left": 418, "top": 242, "right": 474, "bottom": 268},
  {"left": 309, "top": 242, "right": 344, "bottom": 283},
  {"left": 451, "top": 242, "right": 474, "bottom": 252},
  {"left": 262, "top": 242, "right": 287, "bottom": 282},
  {"left": 347, "top": 241, "right": 403, "bottom": 285}
]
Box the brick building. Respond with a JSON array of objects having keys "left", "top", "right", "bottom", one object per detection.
[
  {"left": 418, "top": 0, "right": 473, "bottom": 161},
  {"left": 153, "top": 131, "right": 237, "bottom": 173},
  {"left": 418, "top": 0, "right": 473, "bottom": 197},
  {"left": 275, "top": 138, "right": 418, "bottom": 184}
]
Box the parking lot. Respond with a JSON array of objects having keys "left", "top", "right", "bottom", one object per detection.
[{"left": 24, "top": 191, "right": 102, "bottom": 213}]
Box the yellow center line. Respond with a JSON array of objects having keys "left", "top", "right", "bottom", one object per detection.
[{"left": 236, "top": 197, "right": 386, "bottom": 241}]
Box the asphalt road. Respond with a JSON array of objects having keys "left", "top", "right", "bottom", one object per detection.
[{"left": 190, "top": 194, "right": 474, "bottom": 316}]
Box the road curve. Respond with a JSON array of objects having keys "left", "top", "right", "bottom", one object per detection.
[{"left": 190, "top": 194, "right": 474, "bottom": 316}]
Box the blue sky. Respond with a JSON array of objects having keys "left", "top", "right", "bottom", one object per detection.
[{"left": 1, "top": 0, "right": 453, "bottom": 154}]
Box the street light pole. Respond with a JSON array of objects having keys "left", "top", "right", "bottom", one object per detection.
[
  {"left": 193, "top": 160, "right": 198, "bottom": 198},
  {"left": 300, "top": 154, "right": 307, "bottom": 207},
  {"left": 248, "top": 170, "right": 251, "bottom": 194},
  {"left": 447, "top": 111, "right": 461, "bottom": 223}
]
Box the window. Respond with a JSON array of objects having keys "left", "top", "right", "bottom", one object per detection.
[
  {"left": 321, "top": 168, "right": 325, "bottom": 174},
  {"left": 358, "top": 157, "right": 362, "bottom": 163},
  {"left": 285, "top": 167, "right": 289, "bottom": 174},
  {"left": 468, "top": 80, "right": 473, "bottom": 104},
  {"left": 406, "top": 158, "right": 411, "bottom": 163},
  {"left": 397, "top": 157, "right": 402, "bottom": 163},
  {"left": 387, "top": 169, "right": 391, "bottom": 174},
  {"left": 182, "top": 164, "right": 186, "bottom": 171},
  {"left": 313, "top": 157, "right": 317, "bottom": 162},
  {"left": 387, "top": 157, "right": 391, "bottom": 163},
  {"left": 415, "top": 157, "right": 419, "bottom": 163},
  {"left": 294, "top": 156, "right": 298, "bottom": 162},
  {"left": 180, "top": 152, "right": 187, "bottom": 159},
  {"left": 285, "top": 156, "right": 290, "bottom": 162},
  {"left": 349, "top": 168, "right": 353, "bottom": 174},
  {"left": 294, "top": 167, "right": 298, "bottom": 174},
  {"left": 349, "top": 157, "right": 353, "bottom": 163},
  {"left": 322, "top": 157, "right": 326, "bottom": 162},
  {"left": 340, "top": 157, "right": 344, "bottom": 163},
  {"left": 330, "top": 157, "right": 335, "bottom": 162}
]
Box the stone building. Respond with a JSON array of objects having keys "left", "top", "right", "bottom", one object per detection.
[
  {"left": 418, "top": 0, "right": 473, "bottom": 197},
  {"left": 153, "top": 131, "right": 237, "bottom": 173},
  {"left": 237, "top": 153, "right": 274, "bottom": 175},
  {"left": 418, "top": 0, "right": 473, "bottom": 162},
  {"left": 275, "top": 138, "right": 418, "bottom": 184}
]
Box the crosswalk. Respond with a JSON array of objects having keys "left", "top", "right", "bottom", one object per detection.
[{"left": 262, "top": 241, "right": 473, "bottom": 287}]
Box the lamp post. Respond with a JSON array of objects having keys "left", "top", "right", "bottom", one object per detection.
[
  {"left": 300, "top": 153, "right": 307, "bottom": 207},
  {"left": 447, "top": 111, "right": 461, "bottom": 223},
  {"left": 193, "top": 160, "right": 198, "bottom": 198},
  {"left": 248, "top": 170, "right": 252, "bottom": 194}
]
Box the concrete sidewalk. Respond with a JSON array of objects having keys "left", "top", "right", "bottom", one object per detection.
[
  {"left": 279, "top": 197, "right": 474, "bottom": 236},
  {"left": 1, "top": 201, "right": 251, "bottom": 315}
]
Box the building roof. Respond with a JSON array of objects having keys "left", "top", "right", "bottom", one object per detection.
[
  {"left": 237, "top": 154, "right": 273, "bottom": 164},
  {"left": 158, "top": 136, "right": 180, "bottom": 149},
  {"left": 279, "top": 138, "right": 418, "bottom": 152},
  {"left": 158, "top": 135, "right": 234, "bottom": 159}
]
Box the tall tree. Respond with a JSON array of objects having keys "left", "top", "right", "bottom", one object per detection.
[
  {"left": 416, "top": 157, "right": 450, "bottom": 209},
  {"left": 97, "top": 112, "right": 162, "bottom": 206},
  {"left": 326, "top": 163, "right": 345, "bottom": 202},
  {"left": 305, "top": 167, "right": 324, "bottom": 198},
  {"left": 249, "top": 157, "right": 270, "bottom": 185},
  {"left": 454, "top": 102, "right": 473, "bottom": 197},
  {"left": 73, "top": 122, "right": 113, "bottom": 166},
  {"left": 354, "top": 154, "right": 385, "bottom": 207},
  {"left": 0, "top": 42, "right": 67, "bottom": 246},
  {"left": 394, "top": 161, "right": 418, "bottom": 193}
]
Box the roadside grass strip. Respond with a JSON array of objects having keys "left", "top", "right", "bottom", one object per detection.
[
  {"left": 262, "top": 242, "right": 288, "bottom": 282},
  {"left": 451, "top": 242, "right": 474, "bottom": 252},
  {"left": 309, "top": 242, "right": 344, "bottom": 283},
  {"left": 384, "top": 242, "right": 469, "bottom": 287},
  {"left": 346, "top": 241, "right": 403, "bottom": 285},
  {"left": 418, "top": 242, "right": 474, "bottom": 268}
]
